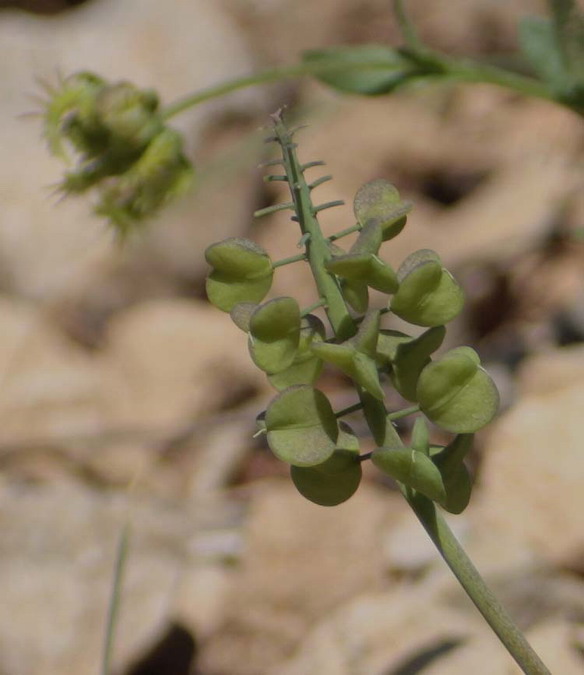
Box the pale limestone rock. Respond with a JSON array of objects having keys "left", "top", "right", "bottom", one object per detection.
[
  {"left": 0, "top": 295, "right": 103, "bottom": 444},
  {"left": 200, "top": 479, "right": 403, "bottom": 674},
  {"left": 271, "top": 584, "right": 493, "bottom": 675},
  {"left": 0, "top": 482, "right": 238, "bottom": 675},
  {"left": 473, "top": 345, "right": 584, "bottom": 565},
  {"left": 102, "top": 298, "right": 267, "bottom": 430}
]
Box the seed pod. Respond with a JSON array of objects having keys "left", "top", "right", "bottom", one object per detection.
[
  {"left": 353, "top": 179, "right": 412, "bottom": 241},
  {"left": 268, "top": 315, "right": 326, "bottom": 390},
  {"left": 372, "top": 445, "right": 446, "bottom": 502},
  {"left": 417, "top": 347, "right": 499, "bottom": 433},
  {"left": 391, "top": 250, "right": 464, "bottom": 326},
  {"left": 248, "top": 297, "right": 301, "bottom": 374},
  {"left": 311, "top": 311, "right": 384, "bottom": 399},
  {"left": 326, "top": 222, "right": 398, "bottom": 294},
  {"left": 205, "top": 238, "right": 274, "bottom": 312},
  {"left": 432, "top": 434, "right": 474, "bottom": 514},
  {"left": 265, "top": 385, "right": 339, "bottom": 466},
  {"left": 389, "top": 326, "right": 446, "bottom": 401}
]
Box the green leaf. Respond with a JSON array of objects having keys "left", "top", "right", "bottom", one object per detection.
[
  {"left": 265, "top": 385, "right": 338, "bottom": 466},
  {"left": 268, "top": 315, "right": 326, "bottom": 390},
  {"left": 372, "top": 446, "right": 446, "bottom": 502},
  {"left": 205, "top": 238, "right": 273, "bottom": 312},
  {"left": 417, "top": 348, "right": 499, "bottom": 433},
  {"left": 390, "top": 326, "right": 446, "bottom": 401},
  {"left": 518, "top": 17, "right": 568, "bottom": 87},
  {"left": 248, "top": 297, "right": 301, "bottom": 374},
  {"left": 390, "top": 249, "right": 464, "bottom": 327},
  {"left": 302, "top": 45, "right": 415, "bottom": 95},
  {"left": 353, "top": 179, "right": 412, "bottom": 241},
  {"left": 548, "top": 0, "right": 584, "bottom": 84}
]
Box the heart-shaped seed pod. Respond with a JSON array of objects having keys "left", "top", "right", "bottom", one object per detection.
[
  {"left": 248, "top": 297, "right": 301, "bottom": 374},
  {"left": 265, "top": 385, "right": 339, "bottom": 467},
  {"left": 205, "top": 238, "right": 273, "bottom": 312},
  {"left": 390, "top": 249, "right": 464, "bottom": 326},
  {"left": 417, "top": 347, "right": 499, "bottom": 433}
]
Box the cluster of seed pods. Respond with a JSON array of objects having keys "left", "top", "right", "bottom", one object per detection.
[{"left": 206, "top": 112, "right": 499, "bottom": 508}]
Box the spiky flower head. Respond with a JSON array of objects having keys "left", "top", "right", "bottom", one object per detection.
[{"left": 41, "top": 71, "right": 193, "bottom": 237}]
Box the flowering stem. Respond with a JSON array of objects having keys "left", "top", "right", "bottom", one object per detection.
[
  {"left": 161, "top": 56, "right": 559, "bottom": 122},
  {"left": 269, "top": 111, "right": 551, "bottom": 674}
]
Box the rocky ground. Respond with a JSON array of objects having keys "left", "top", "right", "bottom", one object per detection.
[{"left": 0, "top": 0, "right": 583, "bottom": 673}]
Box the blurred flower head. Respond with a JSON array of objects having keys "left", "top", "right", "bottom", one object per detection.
[{"left": 41, "top": 71, "right": 193, "bottom": 237}]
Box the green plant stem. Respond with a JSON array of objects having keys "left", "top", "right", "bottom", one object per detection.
[
  {"left": 407, "top": 495, "right": 551, "bottom": 675},
  {"left": 273, "top": 252, "right": 307, "bottom": 268},
  {"left": 436, "top": 54, "right": 557, "bottom": 102},
  {"left": 272, "top": 111, "right": 355, "bottom": 340},
  {"left": 161, "top": 55, "right": 559, "bottom": 123},
  {"left": 387, "top": 404, "right": 420, "bottom": 421},
  {"left": 335, "top": 401, "right": 364, "bottom": 418},
  {"left": 162, "top": 61, "right": 351, "bottom": 120},
  {"left": 270, "top": 113, "right": 550, "bottom": 674},
  {"left": 300, "top": 298, "right": 327, "bottom": 316},
  {"left": 328, "top": 223, "right": 362, "bottom": 242},
  {"left": 101, "top": 522, "right": 131, "bottom": 675}
]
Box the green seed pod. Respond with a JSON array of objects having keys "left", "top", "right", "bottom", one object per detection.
[
  {"left": 432, "top": 434, "right": 474, "bottom": 514},
  {"left": 353, "top": 179, "right": 412, "bottom": 241},
  {"left": 265, "top": 385, "right": 338, "bottom": 466},
  {"left": 311, "top": 311, "right": 384, "bottom": 399},
  {"left": 268, "top": 314, "right": 326, "bottom": 390},
  {"left": 229, "top": 302, "right": 258, "bottom": 332},
  {"left": 205, "top": 238, "right": 274, "bottom": 312},
  {"left": 248, "top": 297, "right": 301, "bottom": 374},
  {"left": 372, "top": 446, "right": 446, "bottom": 502},
  {"left": 390, "top": 326, "right": 446, "bottom": 401},
  {"left": 390, "top": 250, "right": 464, "bottom": 327},
  {"left": 411, "top": 417, "right": 430, "bottom": 455},
  {"left": 290, "top": 421, "right": 361, "bottom": 505},
  {"left": 375, "top": 329, "right": 412, "bottom": 368},
  {"left": 340, "top": 278, "right": 369, "bottom": 313},
  {"left": 290, "top": 457, "right": 362, "bottom": 506},
  {"left": 326, "top": 222, "right": 398, "bottom": 294},
  {"left": 417, "top": 348, "right": 499, "bottom": 433}
]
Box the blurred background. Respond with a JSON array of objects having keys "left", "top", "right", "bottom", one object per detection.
[{"left": 0, "top": 0, "right": 583, "bottom": 673}]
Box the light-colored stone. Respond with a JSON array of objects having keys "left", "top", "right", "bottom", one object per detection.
[
  {"left": 473, "top": 345, "right": 584, "bottom": 565},
  {"left": 102, "top": 298, "right": 267, "bottom": 430},
  {"left": 271, "top": 584, "right": 494, "bottom": 675},
  {"left": 0, "top": 482, "right": 239, "bottom": 675},
  {"left": 200, "top": 479, "right": 405, "bottom": 674},
  {"left": 0, "top": 296, "right": 103, "bottom": 444}
]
